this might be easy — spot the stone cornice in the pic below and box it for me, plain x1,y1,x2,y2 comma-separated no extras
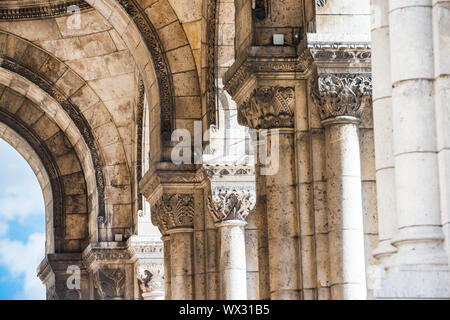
223,46,314,99
82,243,134,272
237,86,296,129
0,1,92,20
310,73,372,122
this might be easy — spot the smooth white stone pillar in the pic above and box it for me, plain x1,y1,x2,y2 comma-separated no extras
433,0,450,270
379,0,450,298
370,0,398,263
217,220,248,300
323,117,367,300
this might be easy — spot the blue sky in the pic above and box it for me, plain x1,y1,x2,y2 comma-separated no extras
0,138,46,300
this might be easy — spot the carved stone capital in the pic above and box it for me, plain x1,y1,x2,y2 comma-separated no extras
237,86,295,129
93,267,126,300
151,193,195,235
137,263,164,295
310,73,372,122
208,187,256,223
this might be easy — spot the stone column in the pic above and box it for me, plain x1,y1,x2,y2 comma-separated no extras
140,163,214,300
370,0,397,264
311,73,372,299
237,86,302,300
375,0,450,298
162,235,171,300
433,0,450,269
209,186,256,299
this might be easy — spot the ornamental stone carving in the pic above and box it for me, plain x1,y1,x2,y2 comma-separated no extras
208,187,256,223
137,264,164,294
310,73,372,121
315,0,327,8
93,268,126,300
151,193,195,234
238,86,295,129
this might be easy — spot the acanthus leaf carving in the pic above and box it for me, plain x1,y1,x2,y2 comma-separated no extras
208,187,256,223
310,73,372,121
151,193,195,234
238,86,295,129
137,263,164,294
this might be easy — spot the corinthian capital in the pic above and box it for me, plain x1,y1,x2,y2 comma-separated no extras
208,187,256,223
151,193,195,235
237,86,295,129
310,73,372,121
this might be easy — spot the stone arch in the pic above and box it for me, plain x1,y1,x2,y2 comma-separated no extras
86,0,204,152
0,32,123,240
0,86,89,253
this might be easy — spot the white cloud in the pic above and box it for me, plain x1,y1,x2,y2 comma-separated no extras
0,233,46,300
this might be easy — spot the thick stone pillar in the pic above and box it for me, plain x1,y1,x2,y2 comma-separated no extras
209,186,256,299
375,0,450,298
311,73,372,299
140,163,214,300
433,0,450,270
370,0,397,264
162,236,171,300
37,253,89,300
227,81,304,300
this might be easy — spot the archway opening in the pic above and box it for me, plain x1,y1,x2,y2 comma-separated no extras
0,137,45,300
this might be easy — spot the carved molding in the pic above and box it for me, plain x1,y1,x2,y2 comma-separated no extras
137,263,164,294
206,0,218,126
116,0,174,140
82,246,133,270
93,268,126,300
310,73,372,121
237,86,295,129
205,164,254,178
0,1,91,20
151,193,195,234
208,187,256,223
309,43,371,63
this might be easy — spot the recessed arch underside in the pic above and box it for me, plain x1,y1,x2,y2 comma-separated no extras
0,84,89,253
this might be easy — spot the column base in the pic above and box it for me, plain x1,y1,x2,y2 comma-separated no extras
373,227,450,299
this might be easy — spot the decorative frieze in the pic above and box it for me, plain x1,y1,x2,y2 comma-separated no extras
309,43,371,63
310,73,372,121
315,0,327,8
237,86,296,129
208,187,256,223
205,164,254,178
151,193,195,234
0,1,91,20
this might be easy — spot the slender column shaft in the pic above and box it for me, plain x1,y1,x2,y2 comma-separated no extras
370,0,397,262
245,212,260,300
162,236,171,300
264,129,301,300
324,118,367,300
217,220,248,300
169,228,194,299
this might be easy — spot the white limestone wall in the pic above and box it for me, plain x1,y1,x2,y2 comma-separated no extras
309,0,371,42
